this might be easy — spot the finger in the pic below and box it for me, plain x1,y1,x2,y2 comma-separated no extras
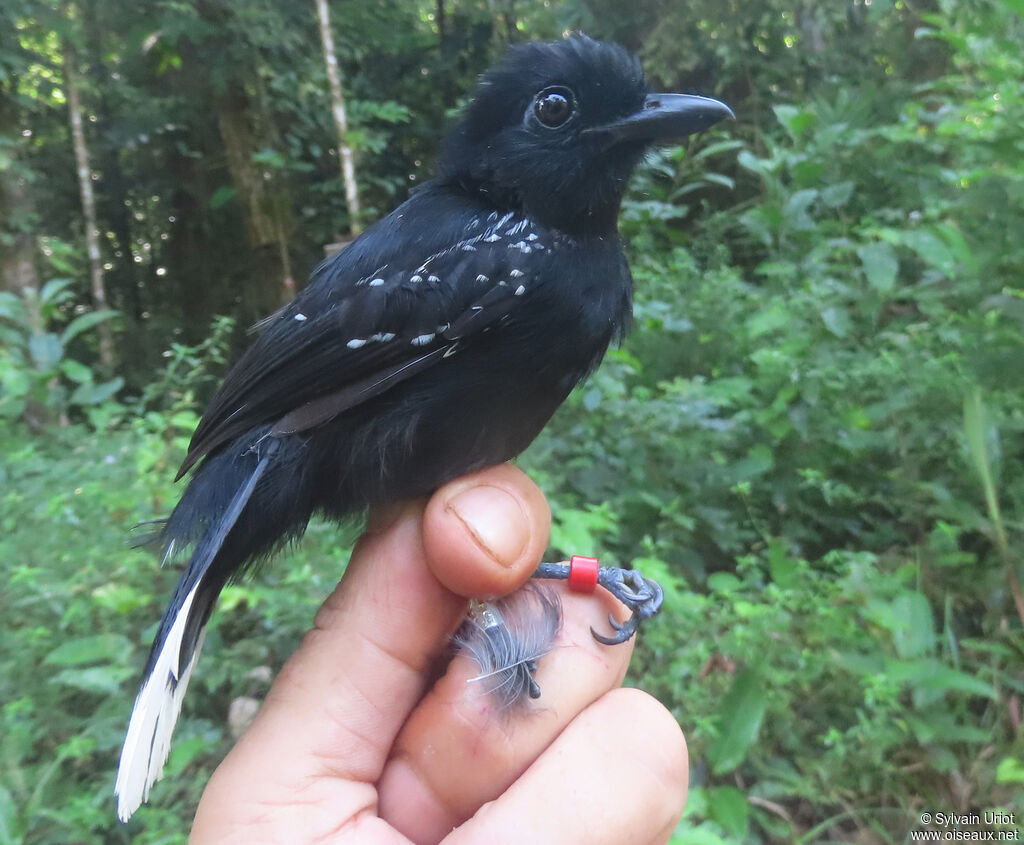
377,582,635,843
446,688,688,845
191,465,549,842
423,465,550,599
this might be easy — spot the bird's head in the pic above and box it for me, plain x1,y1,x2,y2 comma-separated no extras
438,35,733,236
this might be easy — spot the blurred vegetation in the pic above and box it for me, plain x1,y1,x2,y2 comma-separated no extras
2,0,1023,842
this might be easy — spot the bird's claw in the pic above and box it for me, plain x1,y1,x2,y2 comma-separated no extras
530,560,664,645
590,567,664,645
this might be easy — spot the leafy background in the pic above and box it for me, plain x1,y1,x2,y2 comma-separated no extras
2,0,1023,842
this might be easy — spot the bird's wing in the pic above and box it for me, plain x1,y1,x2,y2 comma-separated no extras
178,201,551,478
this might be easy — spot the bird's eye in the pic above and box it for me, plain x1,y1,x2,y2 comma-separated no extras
532,86,576,129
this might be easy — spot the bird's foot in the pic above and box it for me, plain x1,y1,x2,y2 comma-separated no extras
531,557,664,645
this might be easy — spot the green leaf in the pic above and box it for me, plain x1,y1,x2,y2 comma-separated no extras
44,633,132,667
707,572,741,594
736,149,773,176
768,540,798,589
39,278,73,306
0,783,22,845
170,409,200,430
60,358,93,384
891,592,935,659
964,389,1006,555
746,304,788,337
60,310,118,346
0,291,25,322
821,306,852,338
52,666,132,695
782,189,818,230
995,0,1024,19
708,669,767,774
919,666,997,699
549,504,616,555
857,242,899,292
820,181,854,208
165,735,210,777
210,185,237,208
702,172,735,191
669,822,734,845
693,139,745,160
887,659,997,700
69,376,123,406
732,444,773,480
905,712,990,744
28,333,63,370
91,583,149,614
996,757,1024,783
885,229,956,276
773,104,815,138
706,787,749,839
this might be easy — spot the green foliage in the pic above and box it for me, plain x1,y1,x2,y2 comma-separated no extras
0,420,349,844
529,1,1024,839
0,278,121,425
3,0,1024,842
137,314,235,415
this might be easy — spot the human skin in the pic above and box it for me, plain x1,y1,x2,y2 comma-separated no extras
189,464,689,844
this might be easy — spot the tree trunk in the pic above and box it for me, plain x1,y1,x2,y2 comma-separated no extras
215,83,292,321
82,0,142,321
62,35,114,369
0,23,38,298
0,162,40,299
314,0,362,237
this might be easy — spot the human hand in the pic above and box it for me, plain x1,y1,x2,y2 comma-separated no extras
190,464,688,844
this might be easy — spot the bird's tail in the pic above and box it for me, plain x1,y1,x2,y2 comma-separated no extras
115,435,312,822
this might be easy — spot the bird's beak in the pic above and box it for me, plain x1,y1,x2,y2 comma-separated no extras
589,93,734,145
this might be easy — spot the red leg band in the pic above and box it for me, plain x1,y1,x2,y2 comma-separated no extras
568,555,599,593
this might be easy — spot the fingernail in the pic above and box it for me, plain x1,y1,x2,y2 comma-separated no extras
447,485,528,568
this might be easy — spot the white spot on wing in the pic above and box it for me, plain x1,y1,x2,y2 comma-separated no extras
411,333,435,346
347,338,367,349
369,278,385,287
294,313,307,321
514,285,526,296
509,269,524,278
475,274,489,283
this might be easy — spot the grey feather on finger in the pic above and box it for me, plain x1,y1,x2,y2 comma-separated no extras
452,584,562,708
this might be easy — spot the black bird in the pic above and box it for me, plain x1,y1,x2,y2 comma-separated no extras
115,34,731,820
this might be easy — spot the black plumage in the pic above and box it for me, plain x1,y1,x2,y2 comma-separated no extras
115,34,731,820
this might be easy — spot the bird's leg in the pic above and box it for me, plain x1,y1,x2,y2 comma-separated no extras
532,556,665,646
